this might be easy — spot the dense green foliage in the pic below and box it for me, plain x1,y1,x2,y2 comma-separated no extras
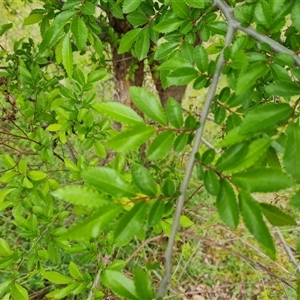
1,0,300,299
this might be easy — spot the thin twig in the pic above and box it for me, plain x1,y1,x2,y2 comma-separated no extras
126,235,163,264
275,227,300,274
156,5,236,297
65,142,77,164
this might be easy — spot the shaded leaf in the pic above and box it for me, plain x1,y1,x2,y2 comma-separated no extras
63,205,122,240
82,167,136,197
131,164,157,197
236,62,268,95
135,27,150,60
231,168,294,192
239,103,292,134
265,80,300,97
166,97,183,128
93,102,143,125
52,185,112,207
103,270,138,300
204,169,220,196
147,130,176,160
62,33,73,77
223,137,271,174
240,192,276,260
216,179,239,229
283,122,300,183
114,202,148,246
71,17,88,50
106,125,155,152
118,29,141,54
130,87,167,125
134,268,154,300
260,203,296,226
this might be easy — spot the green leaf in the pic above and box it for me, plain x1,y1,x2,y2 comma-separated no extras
172,0,190,19
80,2,95,15
217,126,253,148
114,201,148,246
154,42,178,60
118,29,141,54
135,27,150,60
40,24,64,53
254,2,271,26
11,283,28,300
63,205,122,240
46,283,77,299
0,188,14,202
0,23,13,37
41,270,72,284
166,97,184,128
55,37,63,64
131,164,157,197
173,132,188,152
265,80,300,97
239,192,276,260
148,200,165,226
0,279,11,297
184,0,206,8
82,167,136,197
69,261,83,280
106,260,126,271
71,17,88,50
52,185,113,207
87,69,107,83
23,13,44,25
260,203,296,226
93,102,143,125
27,171,47,181
92,33,103,56
180,215,194,228
62,33,73,77
236,62,268,95
166,67,198,86
130,87,167,125
217,179,239,229
147,130,176,160
0,238,13,256
134,268,154,300
223,137,271,174
2,154,16,168
123,0,142,13
204,169,220,196
154,19,185,33
283,123,300,183
239,103,292,134
194,45,209,73
231,168,294,192
46,123,62,132
209,22,227,35
106,125,155,152
292,4,300,33
215,143,248,171
127,11,148,27
103,270,138,300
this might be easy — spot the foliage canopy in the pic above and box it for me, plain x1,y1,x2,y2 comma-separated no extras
1,0,300,299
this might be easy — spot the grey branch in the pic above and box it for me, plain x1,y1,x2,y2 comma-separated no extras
216,0,300,67
156,3,236,298
275,227,300,273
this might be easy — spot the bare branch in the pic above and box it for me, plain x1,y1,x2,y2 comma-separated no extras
156,4,236,297
216,0,300,67
275,227,300,274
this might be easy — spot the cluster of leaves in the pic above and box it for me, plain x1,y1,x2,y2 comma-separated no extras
1,0,300,299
